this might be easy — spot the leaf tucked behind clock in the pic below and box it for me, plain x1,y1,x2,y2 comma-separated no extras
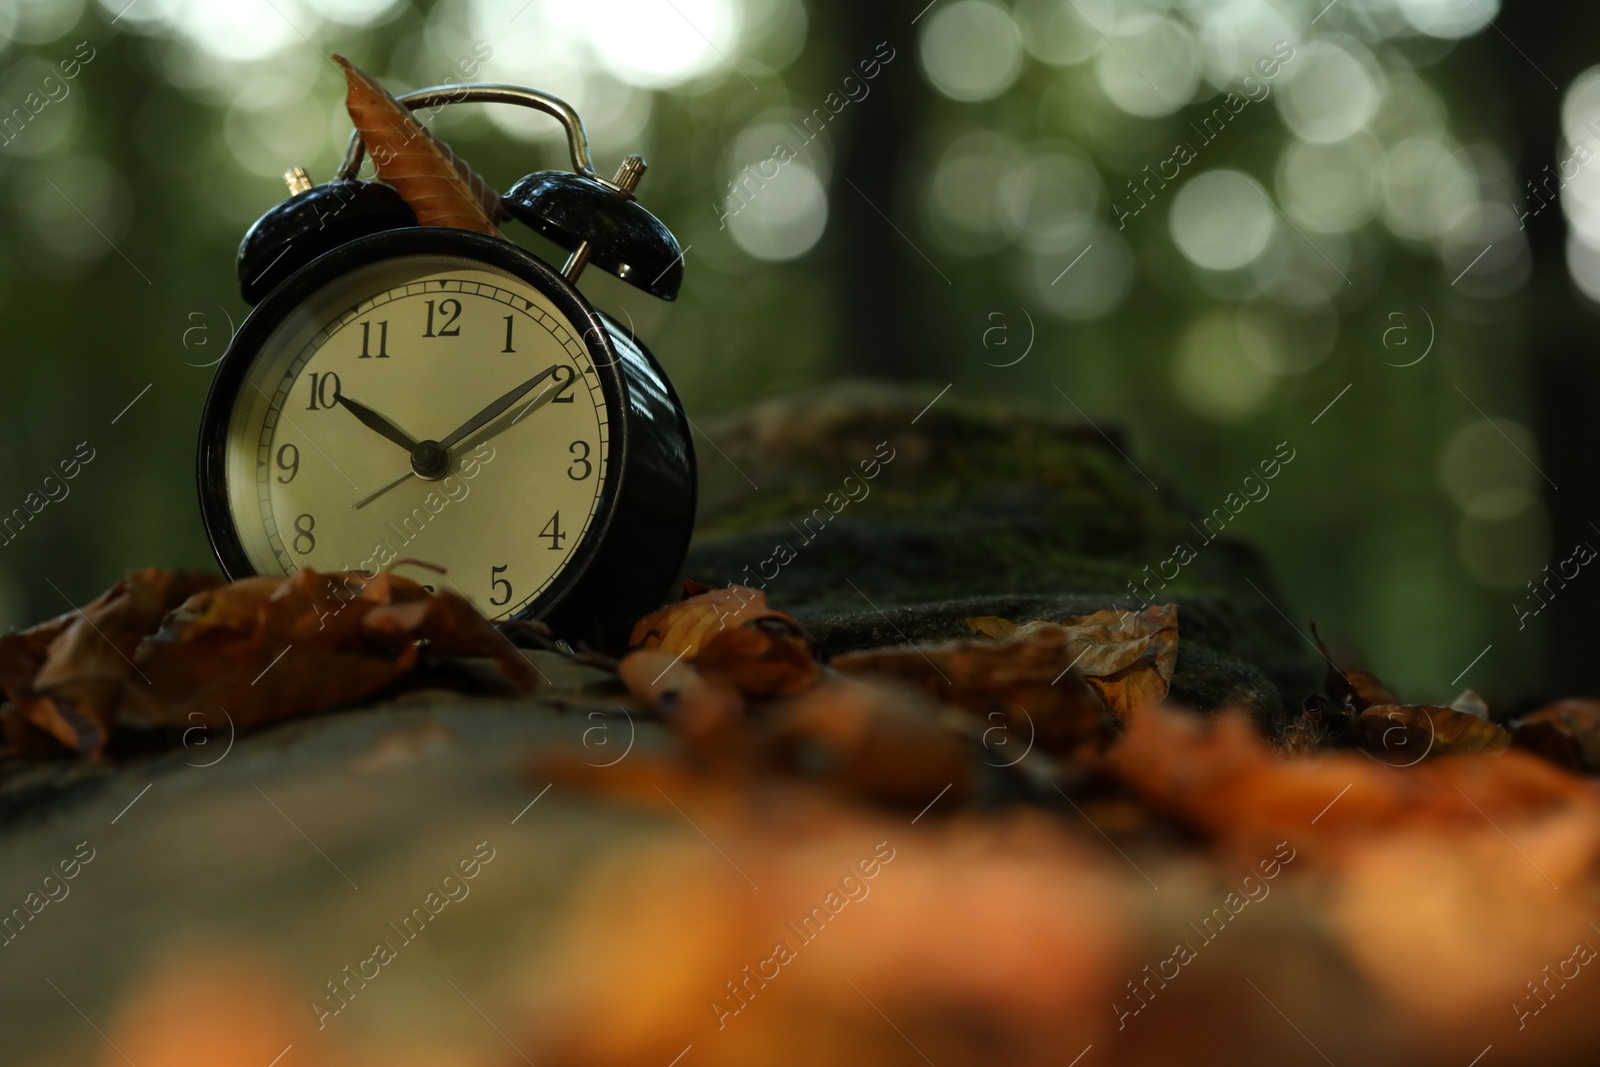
335,54,504,233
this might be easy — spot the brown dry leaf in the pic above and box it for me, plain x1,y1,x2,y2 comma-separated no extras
956,603,1178,720
1105,705,1598,867
335,54,503,233
626,583,818,705
1353,704,1511,760
761,678,972,805
123,567,535,735
629,584,797,658
617,648,742,744
1058,603,1178,718
1512,699,1600,773
0,568,220,755
963,615,1019,640
832,627,1112,757
695,616,818,699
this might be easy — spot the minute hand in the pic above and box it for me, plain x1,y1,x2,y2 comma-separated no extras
438,365,560,449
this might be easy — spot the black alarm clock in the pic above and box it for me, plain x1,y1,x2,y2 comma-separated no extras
197,83,695,651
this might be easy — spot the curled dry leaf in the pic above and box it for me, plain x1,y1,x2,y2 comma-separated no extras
833,625,1112,756
336,54,503,233
626,583,818,702
124,567,536,735
761,678,972,805
0,568,220,756
0,566,534,759
1057,603,1178,718
1353,704,1511,760
953,603,1177,721
1511,699,1600,774
630,584,795,658
617,648,742,745
1106,705,1594,865
694,617,817,699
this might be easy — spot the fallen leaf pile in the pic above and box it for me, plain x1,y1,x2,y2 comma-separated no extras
15,576,1600,1067
516,586,1600,1066
0,565,535,759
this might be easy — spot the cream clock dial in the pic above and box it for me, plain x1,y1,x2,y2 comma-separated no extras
201,228,695,649
223,260,608,619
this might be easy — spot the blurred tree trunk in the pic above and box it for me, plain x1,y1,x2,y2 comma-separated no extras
1500,5,1600,697
823,0,936,379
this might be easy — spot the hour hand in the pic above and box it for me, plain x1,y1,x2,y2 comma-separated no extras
335,393,419,452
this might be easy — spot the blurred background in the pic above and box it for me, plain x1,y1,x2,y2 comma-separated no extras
0,0,1595,702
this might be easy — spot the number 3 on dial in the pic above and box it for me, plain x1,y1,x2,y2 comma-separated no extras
568,440,592,480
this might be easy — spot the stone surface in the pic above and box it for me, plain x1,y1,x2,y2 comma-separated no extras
686,380,1315,727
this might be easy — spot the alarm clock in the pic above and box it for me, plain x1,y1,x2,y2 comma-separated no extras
196,83,696,651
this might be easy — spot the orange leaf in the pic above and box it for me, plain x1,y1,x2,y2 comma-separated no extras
335,54,502,233
1512,699,1600,773
1058,603,1178,718
617,648,742,744
1353,704,1511,761
832,626,1112,756
124,567,535,735
761,678,972,805
629,584,793,658
695,616,818,699
950,603,1178,721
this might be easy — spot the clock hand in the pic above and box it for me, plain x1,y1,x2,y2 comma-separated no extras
350,469,416,509
335,393,419,452
438,365,560,450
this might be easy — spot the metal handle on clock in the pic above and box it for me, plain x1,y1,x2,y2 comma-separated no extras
333,83,604,185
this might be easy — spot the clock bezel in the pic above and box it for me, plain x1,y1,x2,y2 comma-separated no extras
197,226,636,628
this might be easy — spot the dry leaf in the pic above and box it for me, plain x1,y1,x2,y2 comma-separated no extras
954,603,1178,720
832,627,1112,756
124,567,535,735
1105,704,1592,863
1058,603,1178,718
1512,699,1600,773
761,678,972,805
617,648,742,744
0,568,220,755
0,566,534,759
695,616,818,699
99,945,333,1067
629,584,797,658
963,615,1019,640
1353,704,1511,761
523,810,1128,1067
336,54,503,233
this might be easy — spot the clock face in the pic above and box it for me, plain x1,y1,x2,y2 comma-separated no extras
212,248,614,620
